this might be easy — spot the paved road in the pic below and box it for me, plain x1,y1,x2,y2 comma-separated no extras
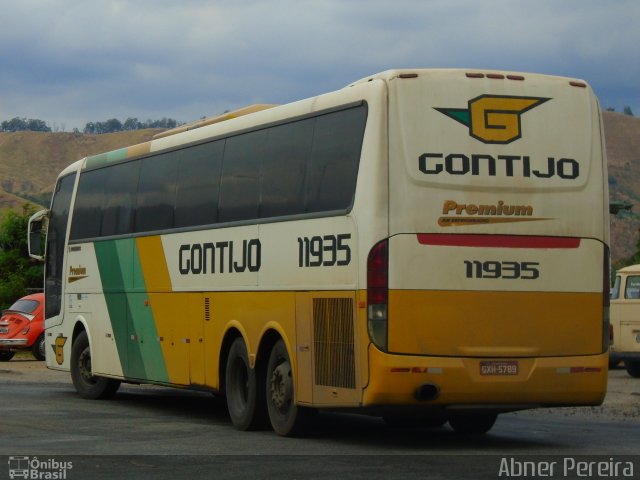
1,359,639,479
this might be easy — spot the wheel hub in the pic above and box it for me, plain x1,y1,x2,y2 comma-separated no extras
78,348,96,384
270,361,292,412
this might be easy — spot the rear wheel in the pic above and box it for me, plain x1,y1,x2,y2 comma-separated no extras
71,331,120,399
266,339,314,436
448,413,497,435
225,337,267,430
624,360,640,378
32,333,46,361
0,351,15,361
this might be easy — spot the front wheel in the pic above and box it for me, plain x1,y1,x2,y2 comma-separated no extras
449,413,497,435
70,331,120,399
266,339,314,436
32,333,46,361
0,351,15,361
625,360,640,378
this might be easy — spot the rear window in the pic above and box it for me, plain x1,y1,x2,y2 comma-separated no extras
8,299,40,314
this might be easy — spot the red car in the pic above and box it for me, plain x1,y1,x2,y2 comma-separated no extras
0,293,45,361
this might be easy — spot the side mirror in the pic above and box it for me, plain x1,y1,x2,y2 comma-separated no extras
28,209,49,261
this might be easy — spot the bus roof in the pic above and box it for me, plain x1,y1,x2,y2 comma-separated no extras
348,68,589,87
152,104,278,140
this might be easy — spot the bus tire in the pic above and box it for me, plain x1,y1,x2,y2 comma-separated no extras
71,331,120,399
225,337,267,430
266,339,314,436
32,333,46,361
624,360,640,378
448,413,497,435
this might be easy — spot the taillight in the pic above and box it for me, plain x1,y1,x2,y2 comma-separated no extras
603,246,611,353
367,239,388,351
609,323,613,344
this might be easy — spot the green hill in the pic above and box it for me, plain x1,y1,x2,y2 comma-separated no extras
0,129,162,208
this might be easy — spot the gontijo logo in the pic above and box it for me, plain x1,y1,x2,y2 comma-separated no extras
420,94,580,181
435,95,550,144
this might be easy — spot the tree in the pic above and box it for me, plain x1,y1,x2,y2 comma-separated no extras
27,119,50,132
0,205,43,309
623,106,634,117
83,117,181,134
123,117,141,131
1,117,51,132
103,118,123,133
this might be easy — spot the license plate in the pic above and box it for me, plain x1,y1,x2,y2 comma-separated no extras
480,360,519,376
0,328,8,334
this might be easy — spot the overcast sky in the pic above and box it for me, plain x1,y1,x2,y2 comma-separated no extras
1,0,638,131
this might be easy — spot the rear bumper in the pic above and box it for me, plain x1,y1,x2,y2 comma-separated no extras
363,345,608,409
0,339,29,347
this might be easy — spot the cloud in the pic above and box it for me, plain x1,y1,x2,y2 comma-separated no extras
0,0,638,129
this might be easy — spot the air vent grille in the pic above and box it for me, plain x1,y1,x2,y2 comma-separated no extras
313,298,355,389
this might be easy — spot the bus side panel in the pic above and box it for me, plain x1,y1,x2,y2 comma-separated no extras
294,291,361,407
63,242,125,378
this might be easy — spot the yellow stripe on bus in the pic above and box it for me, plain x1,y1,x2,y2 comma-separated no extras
136,236,172,292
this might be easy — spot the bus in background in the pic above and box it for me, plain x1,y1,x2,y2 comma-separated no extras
28,69,609,436
610,264,640,377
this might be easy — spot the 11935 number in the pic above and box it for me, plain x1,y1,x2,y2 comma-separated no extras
298,234,351,267
464,260,539,279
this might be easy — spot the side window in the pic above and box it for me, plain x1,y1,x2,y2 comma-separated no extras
69,103,368,239
70,169,107,240
306,105,367,213
45,174,76,318
175,141,224,228
611,275,621,300
135,152,178,233
100,161,140,237
260,119,314,217
624,275,640,299
218,130,267,223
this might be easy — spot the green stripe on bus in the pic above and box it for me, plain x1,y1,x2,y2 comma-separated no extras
129,242,169,382
94,239,169,383
94,240,131,377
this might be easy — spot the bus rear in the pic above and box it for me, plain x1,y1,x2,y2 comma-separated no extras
363,70,609,430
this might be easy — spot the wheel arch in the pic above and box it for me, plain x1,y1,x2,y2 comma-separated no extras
218,326,245,395
71,317,89,345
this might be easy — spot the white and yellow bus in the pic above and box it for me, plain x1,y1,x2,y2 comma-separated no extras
29,69,610,436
